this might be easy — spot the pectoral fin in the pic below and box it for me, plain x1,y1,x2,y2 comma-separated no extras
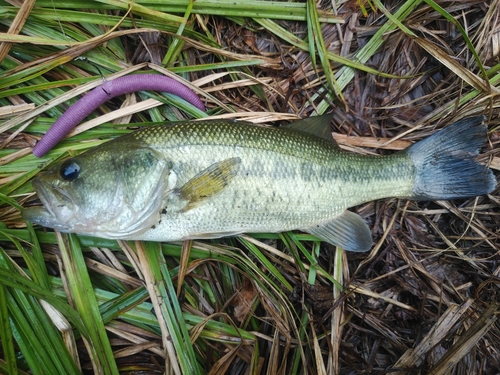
303,211,372,252
179,157,241,212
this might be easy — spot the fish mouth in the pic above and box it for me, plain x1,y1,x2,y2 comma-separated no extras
22,177,76,231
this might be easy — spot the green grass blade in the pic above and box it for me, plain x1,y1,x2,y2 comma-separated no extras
280,232,342,289
316,0,424,113
98,286,150,323
423,0,488,81
307,0,343,100
0,249,81,375
254,17,399,78
31,0,342,22
159,259,202,373
138,241,202,375
57,233,119,375
162,1,195,66
0,280,18,375
373,0,416,37
237,237,293,291
94,0,186,24
306,0,317,72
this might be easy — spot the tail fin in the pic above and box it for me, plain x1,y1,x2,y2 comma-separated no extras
407,116,497,200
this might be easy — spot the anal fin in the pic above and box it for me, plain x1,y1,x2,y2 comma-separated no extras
303,210,372,252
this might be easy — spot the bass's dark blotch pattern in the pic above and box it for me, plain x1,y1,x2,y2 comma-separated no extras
24,116,496,252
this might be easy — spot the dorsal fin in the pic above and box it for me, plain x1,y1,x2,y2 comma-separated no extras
285,114,337,143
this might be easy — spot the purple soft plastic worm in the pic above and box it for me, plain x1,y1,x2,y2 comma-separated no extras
33,74,205,157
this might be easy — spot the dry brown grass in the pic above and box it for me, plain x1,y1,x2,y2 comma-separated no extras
1,0,499,374
181,2,500,373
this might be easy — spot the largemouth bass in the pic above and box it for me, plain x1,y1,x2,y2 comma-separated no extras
23,115,496,252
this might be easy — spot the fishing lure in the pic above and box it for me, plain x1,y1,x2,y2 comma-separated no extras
33,74,205,157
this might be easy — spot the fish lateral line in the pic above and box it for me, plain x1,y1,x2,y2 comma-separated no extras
23,116,497,252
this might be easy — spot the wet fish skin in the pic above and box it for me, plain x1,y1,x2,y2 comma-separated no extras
23,116,497,251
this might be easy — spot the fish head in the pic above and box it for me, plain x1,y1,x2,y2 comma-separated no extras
23,143,170,238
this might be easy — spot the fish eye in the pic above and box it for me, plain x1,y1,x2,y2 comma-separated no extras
60,159,81,181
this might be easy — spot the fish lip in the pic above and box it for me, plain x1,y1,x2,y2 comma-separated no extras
31,177,77,225
31,177,57,218
22,176,76,232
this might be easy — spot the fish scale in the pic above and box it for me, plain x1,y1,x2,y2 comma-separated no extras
23,116,496,252
128,121,415,242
